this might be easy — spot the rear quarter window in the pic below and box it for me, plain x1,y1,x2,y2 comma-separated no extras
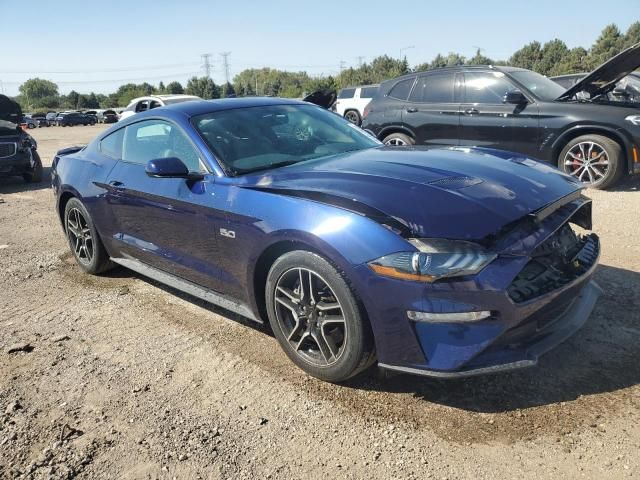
387,78,415,100
360,86,379,98
100,128,125,159
338,88,356,99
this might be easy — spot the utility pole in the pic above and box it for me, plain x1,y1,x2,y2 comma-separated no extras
220,52,231,84
356,56,364,67
201,53,212,78
339,60,346,73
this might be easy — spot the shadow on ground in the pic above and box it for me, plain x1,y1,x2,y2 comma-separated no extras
0,167,52,194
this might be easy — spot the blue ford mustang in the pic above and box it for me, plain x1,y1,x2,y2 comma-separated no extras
51,97,601,382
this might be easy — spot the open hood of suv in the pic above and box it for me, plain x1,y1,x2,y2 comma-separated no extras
557,42,640,101
0,94,22,135
302,89,337,109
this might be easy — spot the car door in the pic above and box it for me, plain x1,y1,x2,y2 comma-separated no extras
104,118,229,293
458,70,540,157
403,72,461,147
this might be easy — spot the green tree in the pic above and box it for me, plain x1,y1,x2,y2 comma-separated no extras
165,81,184,94
158,81,166,93
468,49,493,66
18,78,59,109
185,76,221,99
509,41,543,70
65,90,80,109
535,39,569,76
622,21,640,49
551,47,588,75
587,24,622,68
222,82,236,98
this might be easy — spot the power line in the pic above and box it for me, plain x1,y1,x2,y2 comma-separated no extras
201,53,212,78
220,52,231,84
0,62,201,75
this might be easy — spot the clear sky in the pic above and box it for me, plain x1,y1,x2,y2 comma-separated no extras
0,0,637,96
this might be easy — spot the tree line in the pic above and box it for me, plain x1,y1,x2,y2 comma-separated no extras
13,22,639,112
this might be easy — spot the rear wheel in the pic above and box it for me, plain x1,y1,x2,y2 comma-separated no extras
265,251,375,382
558,134,624,189
23,151,43,183
383,132,414,146
64,198,113,274
344,110,361,126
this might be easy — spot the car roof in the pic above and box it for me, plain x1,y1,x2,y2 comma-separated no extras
385,65,530,83
160,96,308,117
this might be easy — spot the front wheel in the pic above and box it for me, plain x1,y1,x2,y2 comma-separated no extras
23,151,43,183
558,134,624,189
383,132,414,146
265,251,375,382
64,198,113,274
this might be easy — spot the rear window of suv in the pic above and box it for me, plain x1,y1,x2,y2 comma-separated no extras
338,88,356,99
409,73,455,103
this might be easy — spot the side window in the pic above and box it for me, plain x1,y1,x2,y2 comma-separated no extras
150,100,162,109
121,120,205,172
464,71,516,104
100,128,125,159
387,78,415,100
408,73,455,103
135,101,149,113
360,86,379,98
338,88,356,99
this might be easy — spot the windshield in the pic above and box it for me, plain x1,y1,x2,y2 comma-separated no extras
510,70,566,101
193,104,381,175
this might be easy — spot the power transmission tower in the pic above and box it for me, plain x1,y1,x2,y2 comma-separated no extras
356,56,364,67
201,53,212,78
220,52,231,84
339,60,346,73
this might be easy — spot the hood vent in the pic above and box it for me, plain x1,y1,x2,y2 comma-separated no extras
428,176,483,190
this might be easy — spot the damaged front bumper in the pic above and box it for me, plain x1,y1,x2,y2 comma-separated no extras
354,195,603,378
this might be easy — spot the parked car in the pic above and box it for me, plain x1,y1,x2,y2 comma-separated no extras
97,109,118,124
47,112,61,125
55,112,95,127
118,94,201,121
0,95,43,183
362,43,640,189
552,72,640,104
335,85,379,125
36,117,50,127
83,110,98,124
20,116,37,129
52,97,600,382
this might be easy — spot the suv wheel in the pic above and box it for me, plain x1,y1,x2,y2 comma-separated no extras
265,251,375,382
559,134,623,189
383,132,414,146
344,110,361,125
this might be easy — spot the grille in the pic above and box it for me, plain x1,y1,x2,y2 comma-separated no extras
0,143,17,158
507,223,599,303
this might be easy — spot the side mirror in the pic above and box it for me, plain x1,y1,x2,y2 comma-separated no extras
503,90,528,105
145,157,203,180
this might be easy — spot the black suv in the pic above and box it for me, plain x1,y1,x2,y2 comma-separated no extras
363,43,640,189
0,95,43,183
55,112,96,127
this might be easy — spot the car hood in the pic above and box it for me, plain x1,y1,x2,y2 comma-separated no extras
240,146,583,241
557,42,640,101
302,89,337,109
0,94,22,135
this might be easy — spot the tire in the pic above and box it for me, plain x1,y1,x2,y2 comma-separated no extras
382,132,414,146
344,110,361,126
28,123,35,129
64,198,113,275
558,134,624,190
265,250,375,383
23,151,43,183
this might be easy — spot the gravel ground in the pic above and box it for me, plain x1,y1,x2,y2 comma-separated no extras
1,125,639,479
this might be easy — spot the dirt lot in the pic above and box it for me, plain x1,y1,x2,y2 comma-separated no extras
1,125,639,479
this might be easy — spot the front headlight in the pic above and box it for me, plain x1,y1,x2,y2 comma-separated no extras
368,238,496,282
625,115,640,126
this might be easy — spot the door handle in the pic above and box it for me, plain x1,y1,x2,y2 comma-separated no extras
108,180,125,189
464,108,479,115
406,107,418,113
